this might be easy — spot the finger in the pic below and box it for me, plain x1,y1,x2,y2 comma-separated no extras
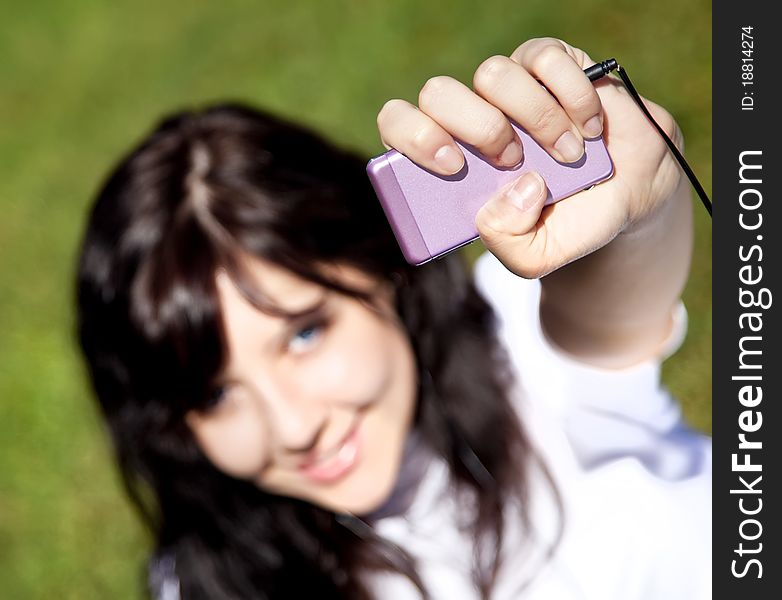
377,98,465,175
511,41,604,139
479,181,625,279
475,171,547,269
418,75,522,168
509,37,596,73
473,55,585,164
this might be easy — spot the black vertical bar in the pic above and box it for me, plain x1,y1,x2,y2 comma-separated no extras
713,2,779,598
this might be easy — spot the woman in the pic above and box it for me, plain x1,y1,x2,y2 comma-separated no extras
76,38,711,598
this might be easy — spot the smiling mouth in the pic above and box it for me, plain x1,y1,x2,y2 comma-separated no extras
298,418,362,484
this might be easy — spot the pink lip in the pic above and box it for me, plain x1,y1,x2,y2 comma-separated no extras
298,421,362,484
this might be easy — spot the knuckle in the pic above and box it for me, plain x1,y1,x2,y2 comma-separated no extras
569,88,598,114
659,112,684,153
531,101,563,132
671,121,685,152
645,99,677,136
660,111,678,139
512,37,554,59
646,101,683,149
475,112,508,148
518,264,547,279
536,36,564,47
418,76,450,110
513,249,550,279
535,44,564,73
473,55,510,94
377,99,404,127
409,124,440,153
475,205,507,240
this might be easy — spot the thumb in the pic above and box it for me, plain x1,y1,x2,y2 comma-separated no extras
475,171,547,273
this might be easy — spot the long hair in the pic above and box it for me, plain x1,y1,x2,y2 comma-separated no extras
75,103,557,598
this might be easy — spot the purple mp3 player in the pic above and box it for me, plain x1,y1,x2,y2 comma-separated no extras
367,121,614,265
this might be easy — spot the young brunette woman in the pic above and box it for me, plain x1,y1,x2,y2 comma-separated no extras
76,38,711,599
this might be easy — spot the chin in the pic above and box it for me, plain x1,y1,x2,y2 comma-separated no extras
311,439,405,516
336,475,397,515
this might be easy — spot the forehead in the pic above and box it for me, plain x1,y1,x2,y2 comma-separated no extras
216,258,321,314
214,256,383,316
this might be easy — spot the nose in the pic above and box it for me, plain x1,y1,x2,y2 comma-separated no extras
253,374,327,454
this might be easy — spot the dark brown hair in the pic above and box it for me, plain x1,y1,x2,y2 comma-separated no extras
75,103,558,598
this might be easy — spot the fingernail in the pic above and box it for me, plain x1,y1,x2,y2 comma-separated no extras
583,115,603,138
497,139,523,167
434,145,464,174
554,131,584,163
507,171,544,211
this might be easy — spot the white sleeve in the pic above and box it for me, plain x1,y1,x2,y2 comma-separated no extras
472,251,711,481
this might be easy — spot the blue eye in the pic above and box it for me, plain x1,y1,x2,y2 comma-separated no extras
288,322,324,353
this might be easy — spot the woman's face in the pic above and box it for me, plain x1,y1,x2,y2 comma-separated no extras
185,257,417,515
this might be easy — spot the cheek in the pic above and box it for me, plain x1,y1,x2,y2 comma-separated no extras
190,406,268,479
299,313,397,403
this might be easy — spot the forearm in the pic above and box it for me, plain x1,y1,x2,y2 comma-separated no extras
539,175,694,368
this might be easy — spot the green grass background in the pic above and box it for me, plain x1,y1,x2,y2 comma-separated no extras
0,0,711,597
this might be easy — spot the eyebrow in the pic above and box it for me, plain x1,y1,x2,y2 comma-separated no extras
277,293,329,321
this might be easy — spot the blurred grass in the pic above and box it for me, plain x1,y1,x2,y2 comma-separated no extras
0,0,710,597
